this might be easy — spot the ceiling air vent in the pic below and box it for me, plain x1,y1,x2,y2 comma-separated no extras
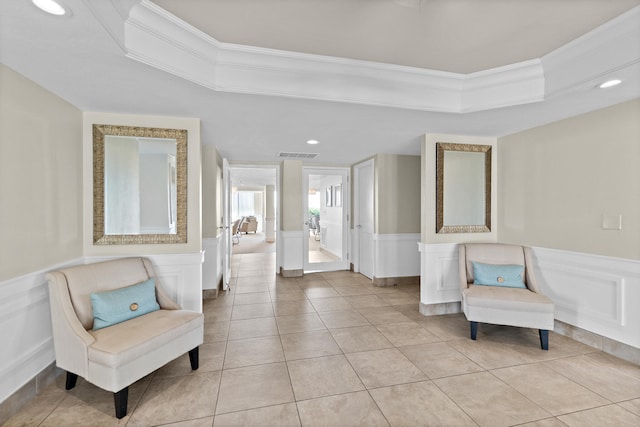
278,152,319,159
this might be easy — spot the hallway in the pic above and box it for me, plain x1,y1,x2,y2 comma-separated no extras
6,253,640,426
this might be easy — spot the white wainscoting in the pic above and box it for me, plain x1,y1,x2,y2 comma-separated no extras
0,257,83,404
531,247,640,349
419,243,461,305
0,252,205,405
373,233,421,278
280,230,304,272
320,220,342,258
202,236,222,290
418,243,640,350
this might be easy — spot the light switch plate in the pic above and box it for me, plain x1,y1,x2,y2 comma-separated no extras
601,214,622,230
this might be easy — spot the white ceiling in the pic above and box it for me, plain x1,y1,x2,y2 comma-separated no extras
1,0,639,168
155,0,640,73
231,166,277,188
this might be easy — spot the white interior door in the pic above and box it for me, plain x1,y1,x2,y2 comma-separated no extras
222,158,232,290
355,160,374,279
303,168,350,273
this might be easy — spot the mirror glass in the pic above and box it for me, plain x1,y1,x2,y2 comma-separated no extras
93,124,188,244
436,142,491,233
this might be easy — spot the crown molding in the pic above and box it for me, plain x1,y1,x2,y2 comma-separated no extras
542,6,640,99
461,59,544,112
93,0,639,114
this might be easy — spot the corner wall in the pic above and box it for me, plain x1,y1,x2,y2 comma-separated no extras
0,64,83,414
374,154,421,281
376,154,421,234
280,159,303,275
0,64,83,281
351,154,422,281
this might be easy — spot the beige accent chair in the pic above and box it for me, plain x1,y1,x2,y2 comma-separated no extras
240,216,258,234
459,243,554,350
46,257,204,418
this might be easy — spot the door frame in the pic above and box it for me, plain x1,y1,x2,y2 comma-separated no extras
302,167,350,273
222,158,231,290
225,163,280,266
353,159,374,278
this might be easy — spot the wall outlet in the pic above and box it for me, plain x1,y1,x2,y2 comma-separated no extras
601,214,622,230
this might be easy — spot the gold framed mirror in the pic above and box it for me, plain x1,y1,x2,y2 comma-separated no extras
93,124,188,244
436,142,491,233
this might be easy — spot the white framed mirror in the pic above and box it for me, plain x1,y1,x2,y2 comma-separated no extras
93,124,188,244
436,142,492,233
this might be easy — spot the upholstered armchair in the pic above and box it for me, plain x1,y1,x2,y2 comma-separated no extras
240,216,258,233
458,243,554,350
46,257,204,418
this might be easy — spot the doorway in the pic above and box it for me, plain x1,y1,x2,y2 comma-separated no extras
303,167,350,272
228,166,278,257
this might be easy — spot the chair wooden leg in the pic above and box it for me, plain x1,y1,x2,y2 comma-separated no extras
539,329,549,350
470,321,478,340
189,347,199,370
65,372,78,390
114,387,128,419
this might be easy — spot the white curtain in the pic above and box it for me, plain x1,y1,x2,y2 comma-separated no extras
232,191,264,231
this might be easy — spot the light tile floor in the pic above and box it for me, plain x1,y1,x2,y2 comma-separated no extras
6,252,640,426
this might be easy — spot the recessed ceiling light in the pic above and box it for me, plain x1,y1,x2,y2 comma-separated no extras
306,140,319,145
598,79,622,89
32,0,67,16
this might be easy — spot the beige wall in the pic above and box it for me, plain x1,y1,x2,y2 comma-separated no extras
376,154,421,234
421,134,498,243
0,64,83,281
498,99,640,260
280,159,303,231
83,112,202,255
202,144,223,237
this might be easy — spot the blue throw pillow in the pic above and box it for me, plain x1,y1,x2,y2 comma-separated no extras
91,278,160,330
472,262,526,289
